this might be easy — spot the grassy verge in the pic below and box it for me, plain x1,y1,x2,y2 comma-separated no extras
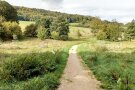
78,43,135,90
0,48,69,90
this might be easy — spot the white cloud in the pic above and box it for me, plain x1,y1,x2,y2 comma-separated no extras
5,0,135,23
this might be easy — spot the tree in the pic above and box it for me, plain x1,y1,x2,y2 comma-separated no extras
37,25,47,40
24,24,38,37
0,1,17,21
96,21,122,41
2,22,22,40
97,30,107,40
51,17,69,40
105,23,122,41
51,31,59,40
90,18,103,35
36,17,52,38
126,20,135,41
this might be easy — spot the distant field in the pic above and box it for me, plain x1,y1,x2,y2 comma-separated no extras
19,21,35,32
69,26,92,39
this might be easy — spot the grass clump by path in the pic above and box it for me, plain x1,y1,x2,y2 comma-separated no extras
78,43,135,90
0,48,69,90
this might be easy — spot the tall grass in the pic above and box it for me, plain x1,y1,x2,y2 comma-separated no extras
0,48,69,90
78,44,135,90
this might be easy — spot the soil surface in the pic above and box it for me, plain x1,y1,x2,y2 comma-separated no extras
57,45,101,90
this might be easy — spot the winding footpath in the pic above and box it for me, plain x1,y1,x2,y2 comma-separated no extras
58,45,101,90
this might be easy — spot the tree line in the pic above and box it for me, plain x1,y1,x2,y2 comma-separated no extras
0,1,69,41
0,0,135,42
15,6,93,23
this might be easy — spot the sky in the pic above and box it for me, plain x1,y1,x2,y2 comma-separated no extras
5,0,135,23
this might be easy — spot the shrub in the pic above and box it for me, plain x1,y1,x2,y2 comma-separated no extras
97,30,107,40
2,22,22,40
0,51,64,81
36,17,52,38
0,16,6,23
24,24,37,37
0,53,44,81
37,25,47,40
59,35,68,41
51,17,69,40
51,31,59,40
77,30,82,39
0,48,69,90
0,24,5,40
43,73,59,90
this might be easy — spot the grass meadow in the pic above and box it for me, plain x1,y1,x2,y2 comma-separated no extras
78,39,135,90
0,21,91,90
1,21,135,90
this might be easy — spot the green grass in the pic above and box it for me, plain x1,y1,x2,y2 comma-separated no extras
78,41,135,90
0,22,93,90
0,48,69,90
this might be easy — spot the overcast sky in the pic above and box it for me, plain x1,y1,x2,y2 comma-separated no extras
5,0,135,23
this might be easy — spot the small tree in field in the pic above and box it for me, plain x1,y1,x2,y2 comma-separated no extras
96,22,122,41
2,22,22,40
36,17,52,38
97,30,107,40
126,20,135,41
51,17,69,40
37,25,47,40
24,24,37,37
51,31,59,40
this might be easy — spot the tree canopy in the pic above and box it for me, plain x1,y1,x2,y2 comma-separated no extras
0,1,17,21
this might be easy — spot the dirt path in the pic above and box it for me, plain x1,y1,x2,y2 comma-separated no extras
57,45,101,90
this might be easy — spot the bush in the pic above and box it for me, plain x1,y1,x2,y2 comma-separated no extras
0,51,64,81
51,31,59,40
59,35,68,41
0,24,4,40
0,48,69,90
24,24,37,37
0,53,44,81
37,25,47,40
51,17,69,40
1,22,22,40
77,30,82,39
97,30,107,40
0,16,6,23
36,17,52,39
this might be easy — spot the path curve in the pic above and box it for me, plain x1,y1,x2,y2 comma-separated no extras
57,45,101,90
